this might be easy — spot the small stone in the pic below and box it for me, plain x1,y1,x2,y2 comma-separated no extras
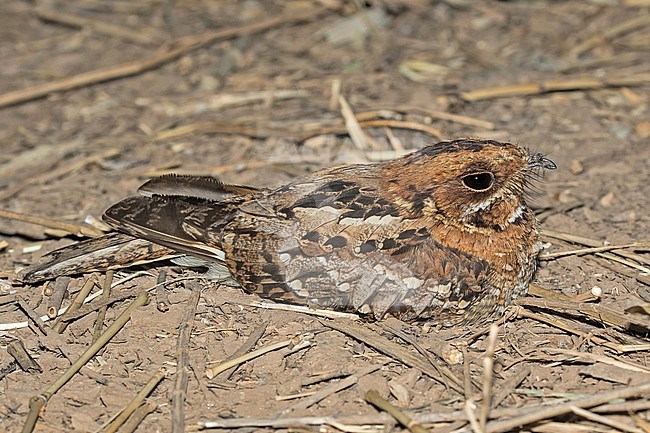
635,121,650,139
569,159,584,175
599,192,615,207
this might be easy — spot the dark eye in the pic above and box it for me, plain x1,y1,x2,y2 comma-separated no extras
461,172,494,191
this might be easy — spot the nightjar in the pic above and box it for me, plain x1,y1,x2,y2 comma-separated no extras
24,139,556,326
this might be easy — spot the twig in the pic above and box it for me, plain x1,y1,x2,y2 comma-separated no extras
491,366,530,409
118,402,158,433
102,368,166,433
462,344,473,401
353,119,444,140
0,360,17,382
480,325,499,431
7,340,42,373
0,7,328,109
35,7,164,45
515,297,650,334
464,399,482,433
329,78,341,111
0,272,160,332
0,148,120,202
16,297,48,335
52,277,96,334
47,277,70,319
542,229,650,267
321,319,463,393
542,348,650,374
171,281,201,433
285,364,379,413
540,242,645,260
275,390,317,401
196,414,393,430
152,89,309,117
398,106,495,129
380,322,465,392
92,270,113,343
480,382,650,433
242,300,359,319
219,321,268,380
339,95,372,150
569,15,650,57
21,291,149,433
459,74,650,102
517,308,650,353
193,389,650,431
365,389,428,433
155,269,169,312
298,119,444,143
570,405,642,433
205,338,293,379
0,208,104,238
61,274,193,322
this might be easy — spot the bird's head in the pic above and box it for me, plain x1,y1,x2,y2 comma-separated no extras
382,139,556,232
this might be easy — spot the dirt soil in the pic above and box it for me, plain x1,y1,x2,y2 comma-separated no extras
1,1,649,432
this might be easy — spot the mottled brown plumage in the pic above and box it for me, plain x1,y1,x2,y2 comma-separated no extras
25,139,556,325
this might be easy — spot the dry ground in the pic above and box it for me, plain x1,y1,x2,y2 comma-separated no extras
0,1,649,432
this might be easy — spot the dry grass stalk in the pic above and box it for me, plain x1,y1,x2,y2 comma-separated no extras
569,405,642,433
516,298,650,335
47,277,70,319
517,308,650,353
117,402,158,433
21,292,150,433
480,325,500,431
329,79,341,111
462,343,473,400
155,270,169,312
399,106,496,129
243,300,360,319
380,322,465,390
171,281,201,433
16,296,48,335
285,364,379,414
354,119,444,140
0,7,328,108
459,73,650,102
540,242,646,260
542,348,650,374
339,95,372,150
60,275,195,323
491,366,531,409
298,119,444,143
275,390,317,401
218,321,268,380
196,414,392,431
100,368,165,433
365,389,429,433
542,229,650,267
194,389,650,432
322,319,464,394
569,15,650,57
35,7,165,45
206,337,292,379
52,277,96,334
476,382,650,433
92,270,113,343
0,208,104,238
7,339,41,373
